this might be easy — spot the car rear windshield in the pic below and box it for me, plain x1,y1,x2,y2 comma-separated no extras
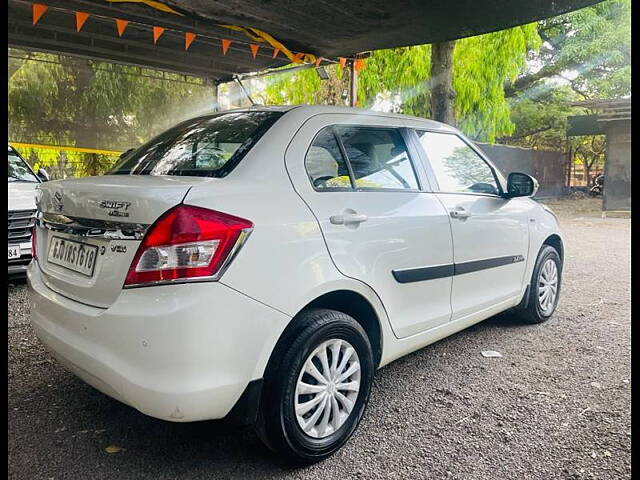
107,111,283,177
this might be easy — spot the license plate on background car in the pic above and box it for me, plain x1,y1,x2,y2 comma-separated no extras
47,236,99,277
8,245,21,259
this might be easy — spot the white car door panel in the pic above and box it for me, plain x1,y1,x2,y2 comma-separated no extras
285,114,454,338
411,129,529,320
436,194,529,318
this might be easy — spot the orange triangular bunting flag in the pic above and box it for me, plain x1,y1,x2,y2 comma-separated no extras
115,19,129,37
249,44,259,59
153,26,165,44
294,52,304,63
221,39,232,55
32,3,48,25
355,58,366,72
315,57,323,67
339,57,347,69
272,48,280,59
75,12,89,32
185,32,196,50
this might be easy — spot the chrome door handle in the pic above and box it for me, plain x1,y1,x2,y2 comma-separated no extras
330,213,368,225
450,208,471,220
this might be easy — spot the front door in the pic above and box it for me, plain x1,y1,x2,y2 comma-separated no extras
412,129,529,320
285,114,454,338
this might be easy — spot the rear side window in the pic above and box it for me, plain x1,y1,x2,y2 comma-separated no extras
305,128,353,189
108,111,283,178
415,131,500,195
305,126,419,191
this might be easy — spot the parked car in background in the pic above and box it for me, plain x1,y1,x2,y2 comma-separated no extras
8,145,48,276
27,106,564,463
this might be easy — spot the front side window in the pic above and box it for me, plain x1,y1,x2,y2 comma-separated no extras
8,147,38,183
415,131,499,195
108,111,283,177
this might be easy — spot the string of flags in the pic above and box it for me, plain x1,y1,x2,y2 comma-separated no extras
30,2,365,71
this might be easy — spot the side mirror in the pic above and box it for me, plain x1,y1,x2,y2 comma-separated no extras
37,168,50,182
504,172,538,198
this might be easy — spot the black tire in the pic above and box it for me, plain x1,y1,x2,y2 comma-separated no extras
519,245,562,324
255,308,374,464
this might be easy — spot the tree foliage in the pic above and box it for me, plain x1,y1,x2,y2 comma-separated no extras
8,0,629,184
262,25,540,143
503,0,629,185
9,50,215,177
506,0,630,99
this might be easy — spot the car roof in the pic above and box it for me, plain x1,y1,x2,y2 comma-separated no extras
217,104,457,132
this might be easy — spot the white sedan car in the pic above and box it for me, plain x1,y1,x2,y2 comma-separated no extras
28,105,563,463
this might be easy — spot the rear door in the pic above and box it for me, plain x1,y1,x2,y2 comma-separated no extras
410,129,529,320
285,114,454,338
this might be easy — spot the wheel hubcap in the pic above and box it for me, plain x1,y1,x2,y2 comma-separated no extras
538,258,559,314
294,339,361,439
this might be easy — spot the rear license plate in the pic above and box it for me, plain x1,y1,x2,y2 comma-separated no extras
8,245,21,259
47,236,99,277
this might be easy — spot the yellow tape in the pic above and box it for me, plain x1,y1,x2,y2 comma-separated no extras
245,27,317,65
10,142,122,156
107,0,183,16
220,25,264,43
218,25,316,64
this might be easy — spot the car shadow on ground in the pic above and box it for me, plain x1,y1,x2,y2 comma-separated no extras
26,375,300,476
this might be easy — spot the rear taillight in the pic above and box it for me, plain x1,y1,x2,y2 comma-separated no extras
124,205,253,287
32,225,37,259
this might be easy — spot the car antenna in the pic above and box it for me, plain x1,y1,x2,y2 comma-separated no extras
233,75,257,106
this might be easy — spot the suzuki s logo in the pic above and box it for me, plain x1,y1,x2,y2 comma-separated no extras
53,191,64,212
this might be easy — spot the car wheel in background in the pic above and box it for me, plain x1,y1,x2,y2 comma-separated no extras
519,245,562,324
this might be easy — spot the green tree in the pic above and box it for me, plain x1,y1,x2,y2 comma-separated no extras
9,49,215,177
503,0,629,186
505,0,631,99
259,66,344,105
262,25,540,143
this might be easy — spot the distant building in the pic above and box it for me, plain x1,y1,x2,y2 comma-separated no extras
567,98,631,214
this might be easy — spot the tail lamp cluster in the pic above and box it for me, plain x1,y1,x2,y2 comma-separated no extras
124,205,253,287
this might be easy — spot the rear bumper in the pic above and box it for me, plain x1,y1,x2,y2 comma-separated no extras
27,262,290,422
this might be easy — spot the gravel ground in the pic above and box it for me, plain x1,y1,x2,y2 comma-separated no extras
8,198,631,479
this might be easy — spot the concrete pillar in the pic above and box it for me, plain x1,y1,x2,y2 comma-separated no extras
603,120,631,212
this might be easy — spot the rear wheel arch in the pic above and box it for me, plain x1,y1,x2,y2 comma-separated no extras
263,290,383,384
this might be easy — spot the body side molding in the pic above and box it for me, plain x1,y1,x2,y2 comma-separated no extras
392,255,525,284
